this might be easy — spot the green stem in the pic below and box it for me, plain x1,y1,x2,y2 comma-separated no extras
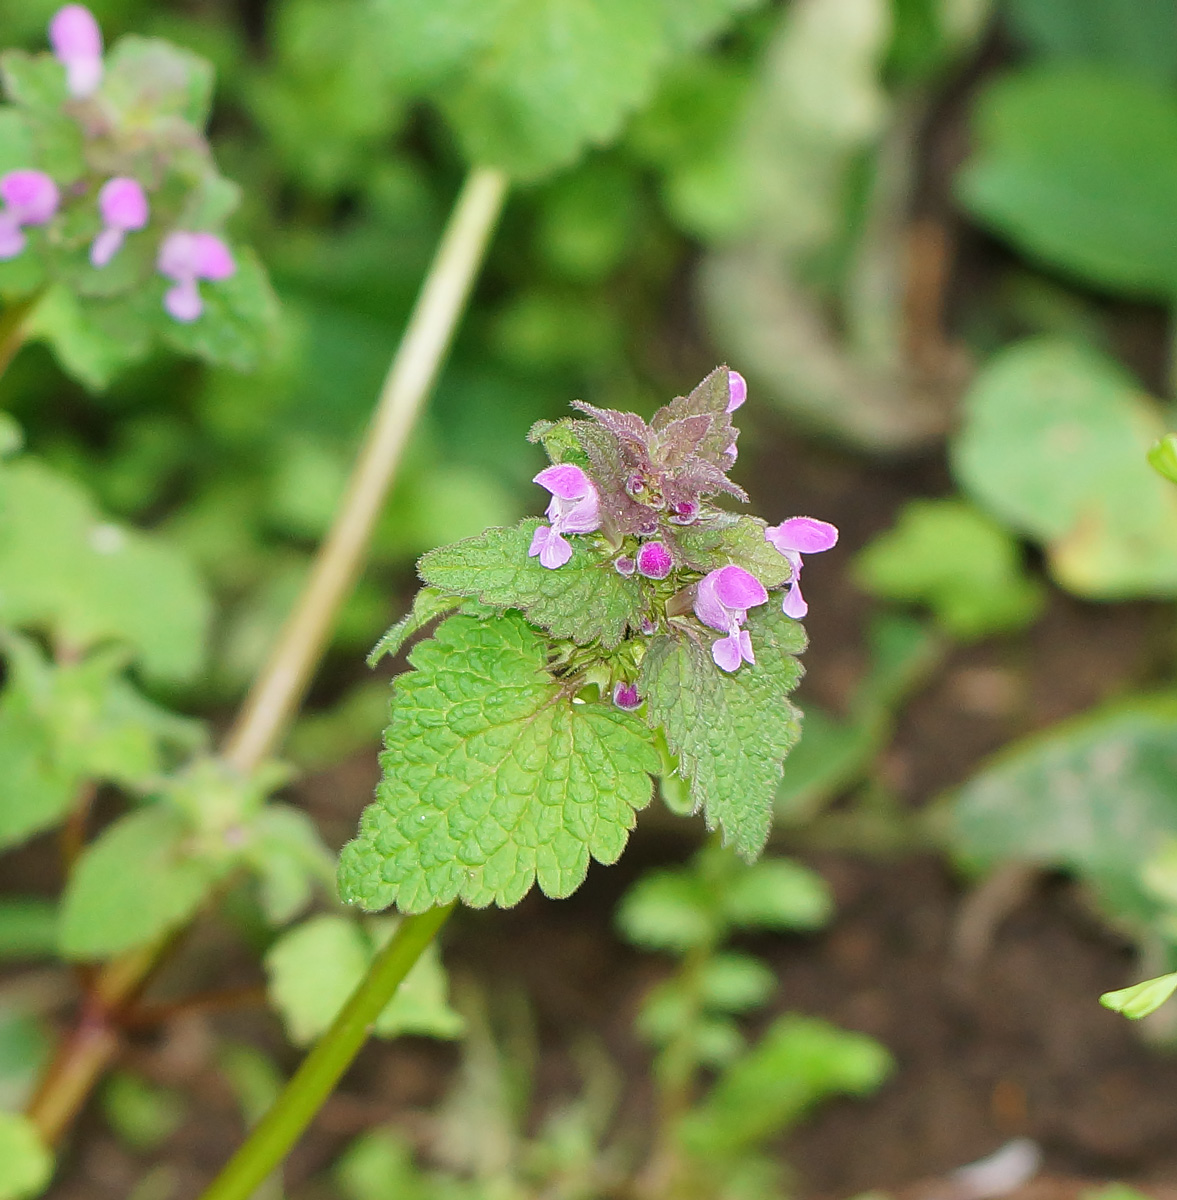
198,905,454,1200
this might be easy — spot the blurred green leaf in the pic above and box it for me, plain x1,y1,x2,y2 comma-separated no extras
1149,434,1177,485
0,456,212,680
720,858,832,931
384,0,764,179
102,35,216,126
240,804,333,926
946,693,1177,926
0,1113,51,1200
854,498,1045,639
698,953,775,1013
102,1071,186,1151
264,914,464,1046
958,66,1177,298
953,339,1177,598
0,1010,50,1110
1100,972,1177,1020
616,872,718,953
678,1014,891,1158
1006,0,1177,83
59,805,227,960
0,900,57,961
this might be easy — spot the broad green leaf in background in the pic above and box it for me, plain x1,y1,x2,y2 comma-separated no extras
383,0,768,180
957,66,1177,298
59,805,228,960
0,1113,52,1200
677,1014,892,1159
339,612,658,912
640,605,805,859
853,498,1045,639
418,521,643,650
240,804,335,926
0,457,212,680
945,694,1177,927
1005,0,1177,84
720,857,832,931
264,914,464,1045
616,872,718,953
952,339,1177,598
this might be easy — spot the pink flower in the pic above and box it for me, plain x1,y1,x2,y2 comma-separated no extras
727,369,747,413
157,231,235,322
527,464,601,570
613,682,642,710
0,170,59,259
614,555,636,576
764,517,838,618
49,5,103,97
91,177,148,267
693,564,768,672
636,541,672,579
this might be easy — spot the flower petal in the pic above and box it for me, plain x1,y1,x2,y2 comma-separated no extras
538,529,572,569
726,369,747,413
534,463,592,500
782,582,807,619
766,517,839,555
712,633,743,672
713,564,767,611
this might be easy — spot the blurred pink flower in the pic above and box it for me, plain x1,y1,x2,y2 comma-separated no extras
49,5,103,97
157,231,235,322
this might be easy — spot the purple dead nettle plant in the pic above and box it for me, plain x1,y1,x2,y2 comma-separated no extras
527,369,838,687
0,6,240,322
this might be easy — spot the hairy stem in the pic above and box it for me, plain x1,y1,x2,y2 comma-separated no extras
222,165,509,774
23,164,508,1148
197,905,454,1200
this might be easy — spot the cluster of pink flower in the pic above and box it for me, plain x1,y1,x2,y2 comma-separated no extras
527,370,838,689
0,6,235,322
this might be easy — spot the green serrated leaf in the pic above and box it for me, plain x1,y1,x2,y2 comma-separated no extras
368,588,463,666
418,520,643,649
0,1112,52,1200
1100,972,1177,1020
0,456,211,681
675,515,791,587
640,605,805,859
339,611,657,912
264,914,464,1045
59,806,226,960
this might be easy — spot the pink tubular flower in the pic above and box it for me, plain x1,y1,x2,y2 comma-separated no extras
527,463,601,570
727,369,747,413
636,541,672,579
764,517,839,619
613,681,642,711
157,231,235,322
693,565,768,672
0,170,59,259
49,5,103,97
91,177,148,267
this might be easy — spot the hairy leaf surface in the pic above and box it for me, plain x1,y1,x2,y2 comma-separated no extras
641,606,805,858
339,611,658,912
418,520,642,648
